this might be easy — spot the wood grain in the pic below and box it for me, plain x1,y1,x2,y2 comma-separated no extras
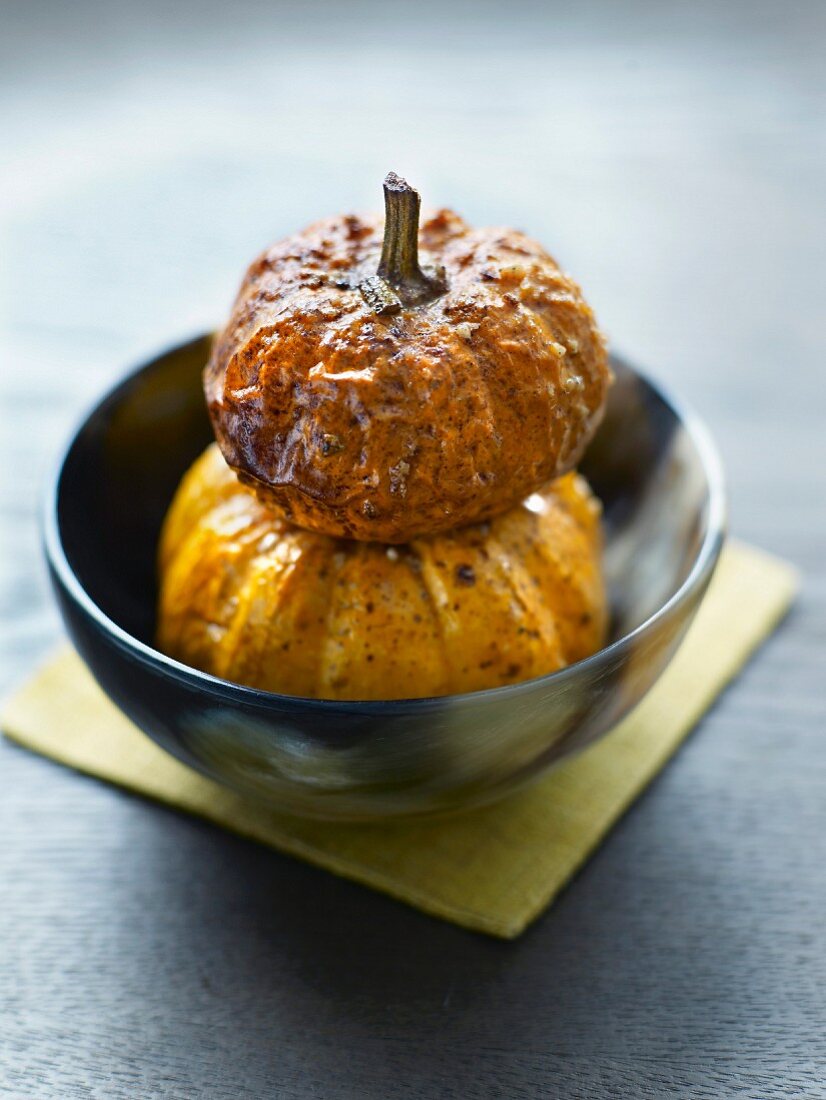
2,1,825,1095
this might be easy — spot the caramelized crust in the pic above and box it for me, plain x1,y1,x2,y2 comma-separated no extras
157,445,607,700
205,209,611,542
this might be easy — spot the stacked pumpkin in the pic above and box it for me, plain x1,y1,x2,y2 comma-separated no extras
158,175,612,699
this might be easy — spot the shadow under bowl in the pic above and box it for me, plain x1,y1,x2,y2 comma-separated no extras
45,334,725,820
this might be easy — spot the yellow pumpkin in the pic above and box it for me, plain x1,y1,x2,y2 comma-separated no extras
157,445,607,700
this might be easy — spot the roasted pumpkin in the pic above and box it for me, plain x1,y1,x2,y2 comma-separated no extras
157,444,607,700
205,173,611,543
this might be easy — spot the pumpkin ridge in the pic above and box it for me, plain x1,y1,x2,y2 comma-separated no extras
411,539,454,690
316,541,351,695
483,527,564,673
521,479,605,665
213,530,296,685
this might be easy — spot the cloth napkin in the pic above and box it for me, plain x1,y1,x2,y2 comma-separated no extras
2,541,796,938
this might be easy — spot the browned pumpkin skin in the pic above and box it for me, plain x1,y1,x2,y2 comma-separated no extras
204,207,611,543
157,445,607,700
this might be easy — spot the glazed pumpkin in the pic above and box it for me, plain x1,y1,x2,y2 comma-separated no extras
205,173,611,543
157,445,607,700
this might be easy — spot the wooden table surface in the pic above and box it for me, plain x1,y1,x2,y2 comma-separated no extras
2,1,825,1095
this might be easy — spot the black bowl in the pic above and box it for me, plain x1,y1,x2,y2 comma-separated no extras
45,335,725,819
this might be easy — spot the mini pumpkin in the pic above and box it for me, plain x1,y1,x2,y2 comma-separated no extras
158,445,607,700
205,173,611,543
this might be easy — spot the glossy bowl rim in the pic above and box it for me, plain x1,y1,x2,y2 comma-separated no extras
44,332,727,714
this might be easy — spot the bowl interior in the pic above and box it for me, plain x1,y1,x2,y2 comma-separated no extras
54,336,718,678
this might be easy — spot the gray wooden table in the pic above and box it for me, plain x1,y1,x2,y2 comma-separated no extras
2,1,825,1095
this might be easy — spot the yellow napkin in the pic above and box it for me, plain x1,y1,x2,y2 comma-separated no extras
2,542,796,938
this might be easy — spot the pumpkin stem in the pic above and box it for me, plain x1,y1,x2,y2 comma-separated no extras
374,172,446,308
